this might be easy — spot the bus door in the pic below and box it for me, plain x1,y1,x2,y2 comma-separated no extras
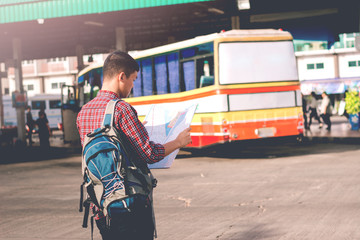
61,85,80,143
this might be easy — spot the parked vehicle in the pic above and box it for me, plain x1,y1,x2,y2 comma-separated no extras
67,29,303,148
2,94,62,130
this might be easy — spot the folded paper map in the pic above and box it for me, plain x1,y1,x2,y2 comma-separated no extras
144,104,197,169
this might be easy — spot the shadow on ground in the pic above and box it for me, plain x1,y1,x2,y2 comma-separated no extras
2,136,360,164
180,137,360,159
0,145,81,164
217,223,281,240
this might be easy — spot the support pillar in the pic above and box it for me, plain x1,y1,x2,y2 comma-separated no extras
13,38,26,142
0,63,5,128
76,44,85,72
40,76,45,93
333,54,339,78
231,16,240,29
116,27,126,51
355,4,360,51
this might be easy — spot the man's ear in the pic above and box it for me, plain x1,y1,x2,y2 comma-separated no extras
118,72,125,82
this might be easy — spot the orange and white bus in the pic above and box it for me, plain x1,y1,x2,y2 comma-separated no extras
75,29,304,148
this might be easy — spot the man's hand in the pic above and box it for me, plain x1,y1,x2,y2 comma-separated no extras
163,127,192,157
176,127,192,148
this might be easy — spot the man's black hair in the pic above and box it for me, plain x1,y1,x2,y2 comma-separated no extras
103,50,139,79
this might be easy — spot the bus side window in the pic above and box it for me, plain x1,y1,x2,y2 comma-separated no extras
153,52,181,95
142,58,153,96
155,55,168,95
182,60,196,91
49,100,61,109
167,52,180,93
89,69,102,99
31,100,46,110
181,48,196,92
180,44,214,91
133,60,143,97
197,58,214,88
90,86,100,100
132,58,154,97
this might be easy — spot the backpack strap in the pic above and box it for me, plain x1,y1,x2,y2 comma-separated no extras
102,99,119,128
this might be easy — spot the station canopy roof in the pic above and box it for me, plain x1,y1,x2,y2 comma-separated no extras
0,0,236,62
0,0,213,24
0,0,359,63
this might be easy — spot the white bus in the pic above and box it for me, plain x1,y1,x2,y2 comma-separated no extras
2,94,62,129
75,29,303,148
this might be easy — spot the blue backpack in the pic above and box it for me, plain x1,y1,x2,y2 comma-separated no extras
79,99,157,231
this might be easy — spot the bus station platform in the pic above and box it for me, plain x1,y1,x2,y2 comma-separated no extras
26,115,360,149
41,115,360,153
1,115,359,164
304,115,360,141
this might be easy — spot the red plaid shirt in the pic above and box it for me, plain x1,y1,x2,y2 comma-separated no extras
77,90,165,164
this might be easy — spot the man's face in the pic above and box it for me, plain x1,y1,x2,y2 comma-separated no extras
120,71,138,98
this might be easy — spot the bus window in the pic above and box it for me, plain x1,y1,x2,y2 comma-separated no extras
168,52,180,93
196,57,214,88
180,43,214,91
49,100,61,109
90,86,100,99
182,60,196,91
83,83,91,104
89,68,103,88
197,42,214,55
133,60,143,97
181,48,196,91
142,58,153,96
155,55,168,95
31,100,46,110
181,48,196,59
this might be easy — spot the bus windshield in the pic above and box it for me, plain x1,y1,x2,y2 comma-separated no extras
218,41,298,84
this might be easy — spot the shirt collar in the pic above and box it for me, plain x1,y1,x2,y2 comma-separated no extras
98,90,120,99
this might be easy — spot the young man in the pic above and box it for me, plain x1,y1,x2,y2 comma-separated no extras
76,51,191,239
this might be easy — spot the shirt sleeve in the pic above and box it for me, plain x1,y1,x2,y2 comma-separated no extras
115,102,165,164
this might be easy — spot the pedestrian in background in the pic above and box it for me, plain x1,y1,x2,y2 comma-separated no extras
320,91,332,131
36,110,51,149
302,94,308,130
338,90,349,119
308,92,323,129
25,106,35,146
39,106,48,122
76,50,191,240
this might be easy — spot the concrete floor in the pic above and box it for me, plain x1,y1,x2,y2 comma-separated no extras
0,140,359,240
